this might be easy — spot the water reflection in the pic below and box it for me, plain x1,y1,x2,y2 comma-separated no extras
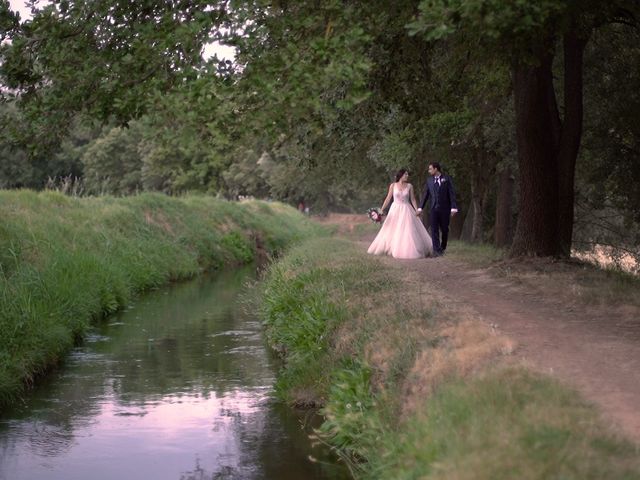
0,267,348,480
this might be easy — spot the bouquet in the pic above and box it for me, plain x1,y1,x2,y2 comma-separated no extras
367,207,384,223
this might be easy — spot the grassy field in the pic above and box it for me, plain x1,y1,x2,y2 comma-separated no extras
260,237,640,479
0,190,322,409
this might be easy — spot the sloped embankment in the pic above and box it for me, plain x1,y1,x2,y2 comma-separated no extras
0,190,321,408
260,237,640,479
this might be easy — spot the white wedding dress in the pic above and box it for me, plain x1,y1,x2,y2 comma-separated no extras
367,184,434,259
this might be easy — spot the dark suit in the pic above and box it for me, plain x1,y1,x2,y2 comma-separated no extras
419,174,458,254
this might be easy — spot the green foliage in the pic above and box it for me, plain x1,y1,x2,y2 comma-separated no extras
0,1,20,42
221,148,271,199
220,231,254,264
0,140,32,188
367,107,419,171
1,1,221,139
226,1,374,136
318,359,380,460
81,125,144,194
408,0,569,56
139,74,236,193
424,110,475,145
261,257,346,397
0,102,89,189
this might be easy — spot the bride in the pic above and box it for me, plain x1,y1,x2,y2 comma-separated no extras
367,169,434,259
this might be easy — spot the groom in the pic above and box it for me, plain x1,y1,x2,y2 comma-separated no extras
417,162,458,256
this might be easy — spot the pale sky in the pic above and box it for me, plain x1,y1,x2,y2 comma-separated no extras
7,0,40,21
7,0,236,61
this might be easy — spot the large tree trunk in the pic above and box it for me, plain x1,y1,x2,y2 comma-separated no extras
494,166,514,248
510,48,563,256
557,28,588,255
511,31,588,257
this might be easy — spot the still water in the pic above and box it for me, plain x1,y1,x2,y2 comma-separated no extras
0,267,348,480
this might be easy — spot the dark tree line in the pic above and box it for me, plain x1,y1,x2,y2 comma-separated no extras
1,0,639,263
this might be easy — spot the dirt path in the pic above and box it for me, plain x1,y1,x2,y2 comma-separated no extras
398,255,640,443
319,214,640,443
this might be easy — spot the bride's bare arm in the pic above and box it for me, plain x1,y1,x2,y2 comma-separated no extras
380,184,394,211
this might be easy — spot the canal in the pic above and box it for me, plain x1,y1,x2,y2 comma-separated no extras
0,267,348,480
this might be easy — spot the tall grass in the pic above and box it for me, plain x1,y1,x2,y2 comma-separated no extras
0,190,322,409
368,368,640,480
260,238,384,406
260,237,640,479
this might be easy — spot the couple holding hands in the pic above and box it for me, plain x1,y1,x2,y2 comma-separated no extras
367,162,458,260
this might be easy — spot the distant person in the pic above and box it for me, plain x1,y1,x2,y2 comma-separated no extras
297,200,305,213
368,169,434,259
416,162,458,256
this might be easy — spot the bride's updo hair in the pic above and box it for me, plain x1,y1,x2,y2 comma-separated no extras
395,168,408,182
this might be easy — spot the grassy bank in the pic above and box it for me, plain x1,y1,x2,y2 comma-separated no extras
0,190,322,409
260,237,640,479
